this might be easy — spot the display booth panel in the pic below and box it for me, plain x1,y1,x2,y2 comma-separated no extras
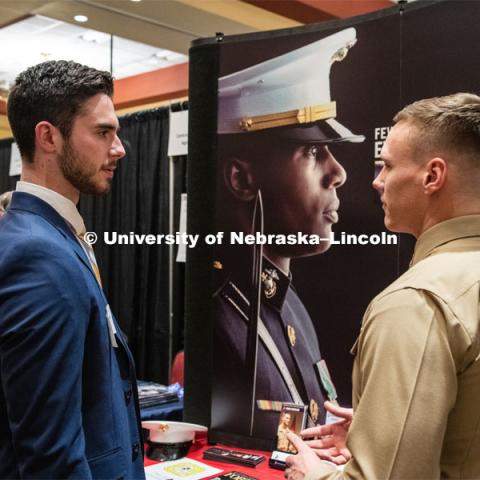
185,0,479,451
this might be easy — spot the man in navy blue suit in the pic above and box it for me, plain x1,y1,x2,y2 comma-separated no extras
0,61,146,479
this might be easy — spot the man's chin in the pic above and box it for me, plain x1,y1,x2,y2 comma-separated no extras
384,218,401,233
300,228,333,255
81,181,112,196
289,241,332,259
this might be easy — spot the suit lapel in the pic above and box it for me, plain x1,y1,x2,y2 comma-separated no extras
67,235,102,289
110,312,145,453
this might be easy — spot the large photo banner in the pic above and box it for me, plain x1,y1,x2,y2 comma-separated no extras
210,10,403,448
184,0,480,450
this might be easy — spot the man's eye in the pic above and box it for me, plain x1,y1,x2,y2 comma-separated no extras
98,130,108,137
304,145,328,161
305,145,319,158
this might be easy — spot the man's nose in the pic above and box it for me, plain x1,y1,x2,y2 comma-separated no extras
372,166,385,192
327,153,347,188
111,135,126,160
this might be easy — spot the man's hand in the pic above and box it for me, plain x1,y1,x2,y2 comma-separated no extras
301,401,353,464
284,433,336,480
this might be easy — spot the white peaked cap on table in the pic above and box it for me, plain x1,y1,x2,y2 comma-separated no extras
142,421,207,444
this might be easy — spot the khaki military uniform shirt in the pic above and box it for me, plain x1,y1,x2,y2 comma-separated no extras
307,215,480,480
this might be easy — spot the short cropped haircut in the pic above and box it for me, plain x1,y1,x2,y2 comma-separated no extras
7,60,113,162
394,93,480,164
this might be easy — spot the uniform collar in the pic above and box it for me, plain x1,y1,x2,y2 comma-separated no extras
16,181,86,236
411,215,480,267
213,252,292,312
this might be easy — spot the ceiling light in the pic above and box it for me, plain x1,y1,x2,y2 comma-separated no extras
74,15,88,23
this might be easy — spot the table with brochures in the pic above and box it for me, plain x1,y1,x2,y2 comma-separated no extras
144,436,285,479
138,380,184,421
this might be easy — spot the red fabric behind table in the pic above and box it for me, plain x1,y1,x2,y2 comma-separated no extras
144,436,285,479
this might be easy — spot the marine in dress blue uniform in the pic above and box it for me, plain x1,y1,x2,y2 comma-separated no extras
211,28,365,441
213,255,328,440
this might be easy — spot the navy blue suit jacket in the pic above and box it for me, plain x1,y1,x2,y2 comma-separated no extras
0,192,146,479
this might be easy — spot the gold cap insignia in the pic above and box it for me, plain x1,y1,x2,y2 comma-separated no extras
157,423,170,432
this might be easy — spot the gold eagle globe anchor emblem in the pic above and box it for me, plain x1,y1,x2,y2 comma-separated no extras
261,268,279,298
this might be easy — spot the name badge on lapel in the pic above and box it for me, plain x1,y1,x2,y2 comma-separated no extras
106,305,119,348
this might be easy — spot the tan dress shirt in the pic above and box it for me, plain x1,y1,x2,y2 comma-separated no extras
307,215,480,480
16,181,86,235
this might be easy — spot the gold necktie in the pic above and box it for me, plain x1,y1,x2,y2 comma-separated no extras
77,233,103,287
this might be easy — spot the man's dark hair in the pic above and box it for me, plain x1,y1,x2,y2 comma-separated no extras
7,60,113,162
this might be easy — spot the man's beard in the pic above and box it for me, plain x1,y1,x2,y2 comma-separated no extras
59,140,111,195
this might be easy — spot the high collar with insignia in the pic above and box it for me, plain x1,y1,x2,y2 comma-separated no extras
213,255,292,312
260,257,291,312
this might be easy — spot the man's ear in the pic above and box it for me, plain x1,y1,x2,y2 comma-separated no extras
223,156,257,202
423,157,447,194
34,121,63,155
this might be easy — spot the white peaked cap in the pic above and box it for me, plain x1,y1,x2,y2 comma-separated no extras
142,421,207,444
218,27,365,143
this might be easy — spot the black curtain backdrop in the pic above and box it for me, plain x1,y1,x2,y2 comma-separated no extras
0,107,184,384
0,138,18,193
172,154,187,357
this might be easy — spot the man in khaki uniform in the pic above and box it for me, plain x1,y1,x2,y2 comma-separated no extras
284,92,480,479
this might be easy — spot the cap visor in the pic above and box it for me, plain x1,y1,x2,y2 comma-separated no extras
273,118,365,144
